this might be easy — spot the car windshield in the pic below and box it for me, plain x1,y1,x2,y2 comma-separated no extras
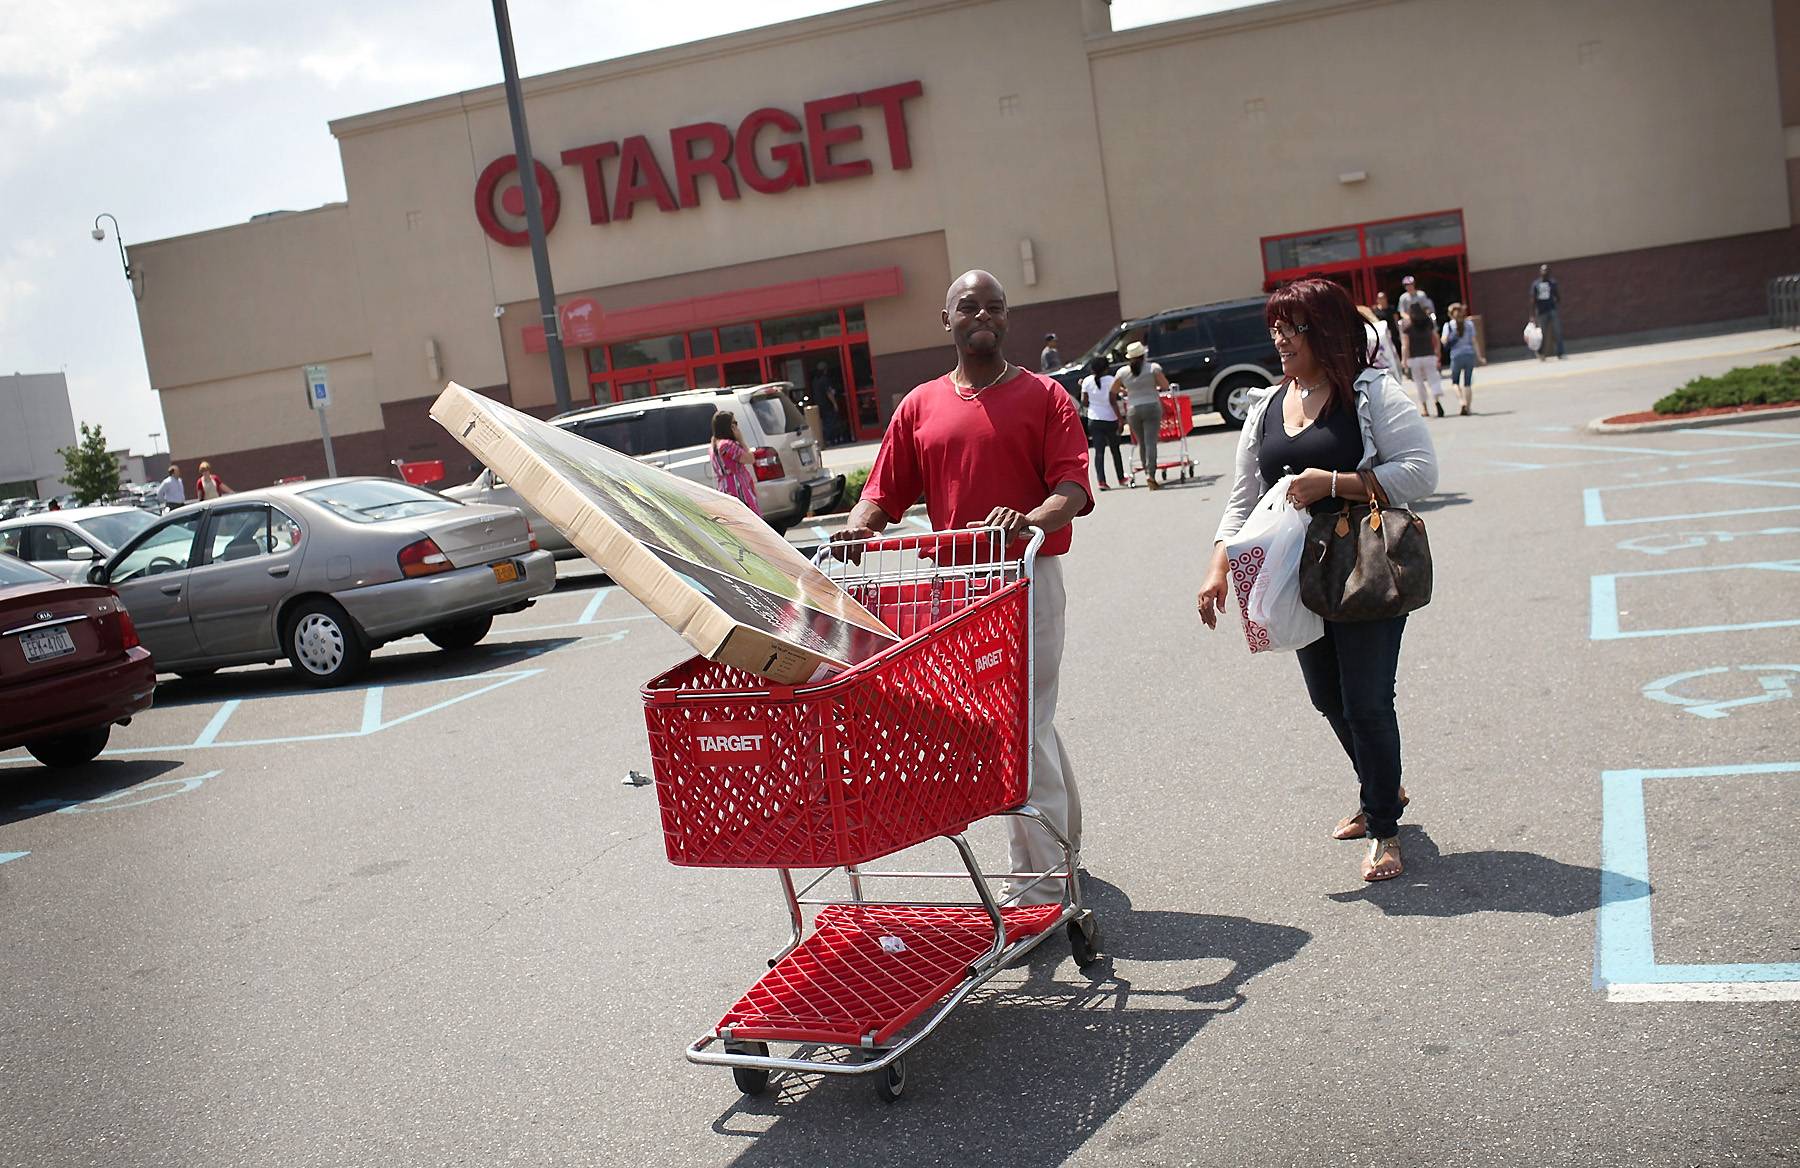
76,510,155,549
1072,325,1144,371
0,553,55,586
300,481,459,523
750,390,805,436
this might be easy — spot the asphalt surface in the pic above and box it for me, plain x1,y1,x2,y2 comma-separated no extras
3,334,1797,1167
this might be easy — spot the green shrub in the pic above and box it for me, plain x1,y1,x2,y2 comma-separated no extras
833,466,870,513
1653,356,1800,414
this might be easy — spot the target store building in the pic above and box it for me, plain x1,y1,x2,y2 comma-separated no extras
130,0,1799,484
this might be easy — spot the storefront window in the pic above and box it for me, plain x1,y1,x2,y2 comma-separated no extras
687,330,716,358
845,305,867,333
719,323,758,352
723,358,763,385
609,333,685,368
618,379,651,401
1262,228,1360,272
654,374,689,396
692,364,721,387
1364,213,1463,257
586,347,608,374
761,310,841,346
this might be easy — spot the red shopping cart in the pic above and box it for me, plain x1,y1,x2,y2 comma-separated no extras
640,526,1101,1102
1127,390,1195,486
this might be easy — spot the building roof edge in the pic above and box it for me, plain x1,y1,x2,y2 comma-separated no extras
1086,0,1399,58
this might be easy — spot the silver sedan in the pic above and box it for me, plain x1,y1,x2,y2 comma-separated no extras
0,505,158,581
89,477,555,685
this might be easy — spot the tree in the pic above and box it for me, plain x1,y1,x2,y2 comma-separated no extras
57,423,121,505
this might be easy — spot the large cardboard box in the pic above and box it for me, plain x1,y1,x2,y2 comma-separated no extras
430,383,896,683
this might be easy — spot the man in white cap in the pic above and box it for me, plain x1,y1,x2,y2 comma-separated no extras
1115,340,1170,489
1397,275,1435,325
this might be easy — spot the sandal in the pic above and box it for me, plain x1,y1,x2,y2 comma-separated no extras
1330,786,1409,840
1361,836,1404,882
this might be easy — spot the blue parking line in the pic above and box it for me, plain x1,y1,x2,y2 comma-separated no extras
1597,763,1800,998
577,587,612,624
192,700,241,747
1591,561,1800,639
1582,472,1800,527
0,851,26,866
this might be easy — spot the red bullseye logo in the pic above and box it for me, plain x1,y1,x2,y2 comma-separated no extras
474,155,561,247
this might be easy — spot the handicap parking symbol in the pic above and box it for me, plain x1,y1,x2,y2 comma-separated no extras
1641,665,1800,719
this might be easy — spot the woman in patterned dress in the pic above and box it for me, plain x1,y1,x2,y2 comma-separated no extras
708,410,761,516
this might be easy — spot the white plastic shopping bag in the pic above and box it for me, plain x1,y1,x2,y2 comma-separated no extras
1523,320,1543,352
1223,477,1324,654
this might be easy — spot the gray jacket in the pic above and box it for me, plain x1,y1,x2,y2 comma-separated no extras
1213,367,1439,545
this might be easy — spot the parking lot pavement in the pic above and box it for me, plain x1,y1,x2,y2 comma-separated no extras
3,335,1797,1167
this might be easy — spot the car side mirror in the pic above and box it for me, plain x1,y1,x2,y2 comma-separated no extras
65,545,95,562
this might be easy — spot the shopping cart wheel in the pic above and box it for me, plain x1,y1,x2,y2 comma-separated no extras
874,1056,907,1103
1068,909,1105,968
726,1041,771,1096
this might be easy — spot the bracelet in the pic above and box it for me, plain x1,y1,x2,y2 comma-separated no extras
1331,470,1338,498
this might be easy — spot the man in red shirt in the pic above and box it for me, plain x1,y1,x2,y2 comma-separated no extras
838,269,1092,904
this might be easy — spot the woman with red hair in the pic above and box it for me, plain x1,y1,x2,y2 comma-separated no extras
1195,279,1439,881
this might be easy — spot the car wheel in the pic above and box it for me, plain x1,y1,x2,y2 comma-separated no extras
284,598,369,687
25,725,111,768
424,614,493,651
1213,375,1266,430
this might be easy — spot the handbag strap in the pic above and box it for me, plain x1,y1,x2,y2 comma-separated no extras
1359,469,1391,509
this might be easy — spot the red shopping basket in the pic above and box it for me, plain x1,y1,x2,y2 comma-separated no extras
641,579,1031,869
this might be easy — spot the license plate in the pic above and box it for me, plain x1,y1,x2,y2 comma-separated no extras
21,626,76,663
799,448,816,467
492,560,520,584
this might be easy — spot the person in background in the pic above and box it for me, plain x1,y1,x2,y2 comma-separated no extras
1080,355,1127,491
1400,302,1446,417
1115,340,1171,490
1440,302,1485,414
811,362,849,446
1195,277,1439,882
1397,275,1435,325
707,410,762,515
1530,263,1565,360
837,269,1092,905
1040,333,1061,372
1363,301,1402,375
196,461,232,499
157,464,186,509
47,498,61,511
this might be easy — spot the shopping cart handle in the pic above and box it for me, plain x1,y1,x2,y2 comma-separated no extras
822,525,1046,562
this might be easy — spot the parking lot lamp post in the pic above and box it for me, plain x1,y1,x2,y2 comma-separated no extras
91,213,139,299
490,0,573,416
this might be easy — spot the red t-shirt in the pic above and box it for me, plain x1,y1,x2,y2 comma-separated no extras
863,368,1093,556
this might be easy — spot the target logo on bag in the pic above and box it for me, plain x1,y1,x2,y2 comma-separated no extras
692,721,772,765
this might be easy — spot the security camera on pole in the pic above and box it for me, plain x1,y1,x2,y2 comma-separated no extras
303,364,338,477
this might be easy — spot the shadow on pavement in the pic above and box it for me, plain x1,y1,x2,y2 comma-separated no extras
1,758,187,826
1326,826,1608,918
1412,491,1473,512
147,636,581,709
708,877,1309,1163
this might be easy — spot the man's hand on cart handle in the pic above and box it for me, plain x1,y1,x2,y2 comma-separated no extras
966,507,1028,543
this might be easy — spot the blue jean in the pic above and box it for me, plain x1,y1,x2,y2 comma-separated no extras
1450,353,1475,387
1295,615,1409,838
1534,307,1565,357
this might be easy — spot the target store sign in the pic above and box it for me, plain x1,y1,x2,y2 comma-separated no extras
475,81,923,247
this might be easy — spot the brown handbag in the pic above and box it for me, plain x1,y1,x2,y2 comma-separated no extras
1299,470,1433,622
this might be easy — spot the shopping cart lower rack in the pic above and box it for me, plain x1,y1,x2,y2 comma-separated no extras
639,526,1101,1102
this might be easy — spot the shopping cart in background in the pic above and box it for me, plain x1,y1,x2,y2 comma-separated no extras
1128,388,1195,486
639,526,1102,1102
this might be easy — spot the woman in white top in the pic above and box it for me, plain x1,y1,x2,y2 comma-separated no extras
1079,356,1127,490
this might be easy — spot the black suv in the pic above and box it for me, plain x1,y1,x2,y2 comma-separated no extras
1050,297,1279,429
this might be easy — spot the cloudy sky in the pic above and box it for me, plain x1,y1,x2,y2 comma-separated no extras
1,0,1245,453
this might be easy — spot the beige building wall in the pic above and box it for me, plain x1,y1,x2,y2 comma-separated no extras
133,204,368,392
159,356,382,464
1089,0,1791,315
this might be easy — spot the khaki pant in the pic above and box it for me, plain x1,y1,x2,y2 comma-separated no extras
1008,554,1082,904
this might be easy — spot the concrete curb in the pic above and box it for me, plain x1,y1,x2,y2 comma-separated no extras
1586,404,1800,434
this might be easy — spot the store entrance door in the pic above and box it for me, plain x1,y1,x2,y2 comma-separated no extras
1370,255,1465,324
776,348,853,446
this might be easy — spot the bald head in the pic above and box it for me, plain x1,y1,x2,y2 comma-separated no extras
942,270,1009,357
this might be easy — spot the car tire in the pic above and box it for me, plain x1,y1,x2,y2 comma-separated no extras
25,725,111,768
1213,375,1267,430
283,598,369,687
424,614,493,651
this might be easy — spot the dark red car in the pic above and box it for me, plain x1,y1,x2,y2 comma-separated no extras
0,553,156,767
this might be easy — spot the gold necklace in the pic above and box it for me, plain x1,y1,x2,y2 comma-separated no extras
952,362,1011,401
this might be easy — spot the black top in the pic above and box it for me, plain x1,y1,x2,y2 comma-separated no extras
1258,384,1364,504
1405,318,1436,353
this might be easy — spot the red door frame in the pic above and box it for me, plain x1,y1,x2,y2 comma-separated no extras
1261,209,1471,310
